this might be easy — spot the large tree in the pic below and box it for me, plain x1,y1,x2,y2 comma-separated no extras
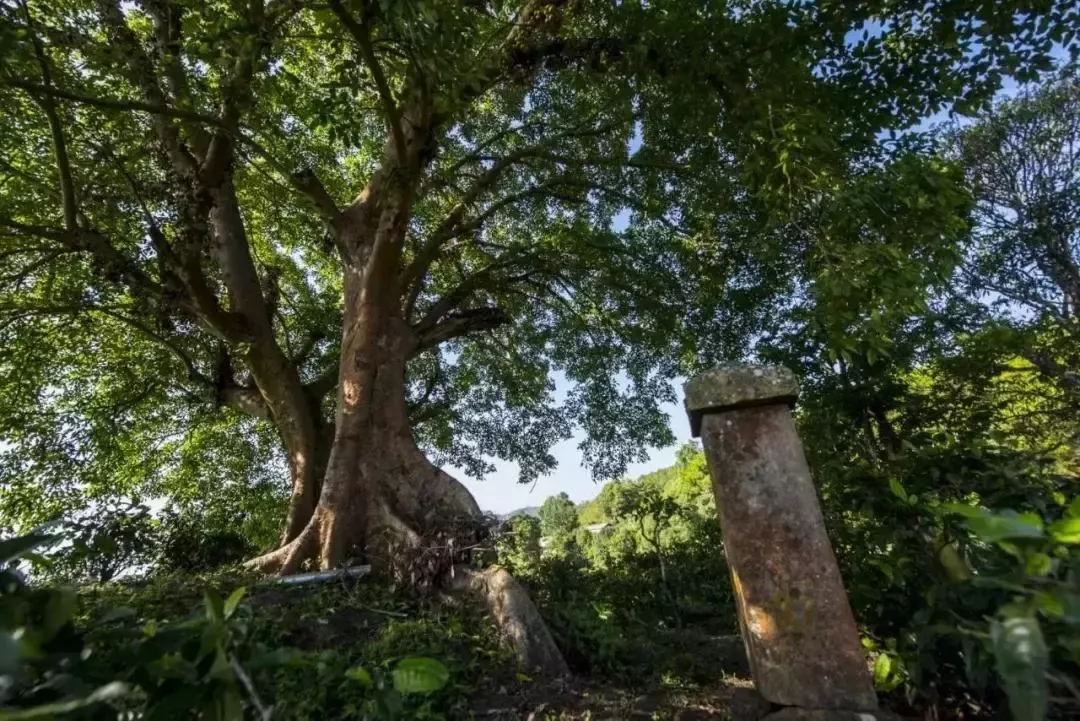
952,76,1080,400
0,0,1075,572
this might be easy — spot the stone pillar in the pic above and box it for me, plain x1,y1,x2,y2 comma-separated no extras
685,364,878,717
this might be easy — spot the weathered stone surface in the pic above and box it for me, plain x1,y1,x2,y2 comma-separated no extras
684,364,798,437
761,708,905,721
696,403,877,711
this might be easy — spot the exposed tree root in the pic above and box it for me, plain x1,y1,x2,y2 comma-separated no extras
448,564,569,679
246,519,320,575
246,461,483,576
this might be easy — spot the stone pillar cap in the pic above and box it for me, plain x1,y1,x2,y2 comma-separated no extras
684,364,799,437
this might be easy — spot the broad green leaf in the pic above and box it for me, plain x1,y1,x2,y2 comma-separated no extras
1068,496,1080,519
204,591,225,623
887,477,908,503
943,503,985,518
209,649,232,680
144,687,205,721
391,657,450,695
220,687,243,721
967,512,1044,543
345,665,374,687
872,653,892,687
937,543,972,582
1024,553,1052,577
1034,592,1064,618
991,617,1048,721
1049,518,1080,544
223,587,246,619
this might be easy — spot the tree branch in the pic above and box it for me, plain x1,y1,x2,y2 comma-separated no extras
306,363,339,400
96,0,202,175
19,0,78,230
289,167,342,222
201,0,267,184
3,78,225,129
0,217,163,297
234,133,343,224
0,301,271,416
414,306,510,351
327,0,407,163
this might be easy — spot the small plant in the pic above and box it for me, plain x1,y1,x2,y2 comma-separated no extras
344,656,451,720
0,532,127,718
944,498,1080,721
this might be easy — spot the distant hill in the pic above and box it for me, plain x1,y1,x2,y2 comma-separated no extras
501,506,540,520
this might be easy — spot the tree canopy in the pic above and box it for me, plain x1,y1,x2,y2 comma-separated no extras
0,0,1077,568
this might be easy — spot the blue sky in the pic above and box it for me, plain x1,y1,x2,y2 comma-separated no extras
455,384,693,514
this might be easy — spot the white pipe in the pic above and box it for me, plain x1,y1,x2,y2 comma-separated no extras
270,564,372,586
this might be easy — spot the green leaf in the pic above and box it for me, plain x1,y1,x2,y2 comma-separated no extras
991,616,1048,721
1034,592,1064,618
223,587,246,619
1067,496,1080,519
967,512,1045,543
144,687,205,721
1049,518,1080,544
872,653,892,687
0,682,128,719
1024,553,1053,577
937,543,972,581
345,665,374,687
0,534,54,565
209,648,232,679
391,657,450,695
204,590,224,623
943,503,985,518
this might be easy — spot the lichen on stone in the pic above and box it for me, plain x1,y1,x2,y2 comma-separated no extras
684,365,799,437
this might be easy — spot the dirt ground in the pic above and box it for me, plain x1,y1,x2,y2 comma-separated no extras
472,676,773,720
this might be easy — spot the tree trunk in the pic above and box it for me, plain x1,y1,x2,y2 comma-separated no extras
246,258,481,575
278,413,330,544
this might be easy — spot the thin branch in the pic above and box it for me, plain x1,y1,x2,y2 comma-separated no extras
18,0,78,229
0,217,163,297
230,656,274,721
201,0,267,184
4,78,226,128
235,133,343,223
327,0,407,162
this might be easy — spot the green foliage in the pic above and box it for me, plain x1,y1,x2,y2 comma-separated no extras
2,0,1076,545
43,503,157,584
153,507,263,575
944,502,1080,721
0,532,125,718
537,493,578,540
0,525,521,720
504,448,737,685
495,515,541,577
